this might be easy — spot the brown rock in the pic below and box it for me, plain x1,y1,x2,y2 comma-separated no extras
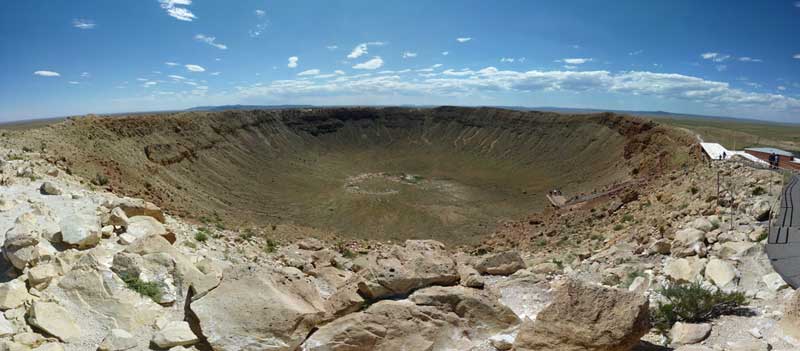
514,279,650,351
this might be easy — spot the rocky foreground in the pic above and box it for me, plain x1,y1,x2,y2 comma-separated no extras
0,148,799,351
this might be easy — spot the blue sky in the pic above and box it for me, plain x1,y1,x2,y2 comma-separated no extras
1,0,799,122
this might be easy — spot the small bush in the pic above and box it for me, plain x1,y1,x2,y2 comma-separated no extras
613,224,624,231
195,228,209,242
263,239,278,253
91,173,109,186
120,274,162,302
622,214,634,223
752,186,766,196
651,281,746,334
689,186,699,195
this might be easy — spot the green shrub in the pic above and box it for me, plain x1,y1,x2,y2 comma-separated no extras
622,214,634,223
120,274,162,302
195,228,209,242
613,224,624,231
651,282,747,334
263,239,278,253
91,173,109,186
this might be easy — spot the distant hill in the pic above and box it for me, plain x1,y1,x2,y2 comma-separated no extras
186,104,315,112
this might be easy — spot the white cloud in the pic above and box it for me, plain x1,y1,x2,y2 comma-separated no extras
33,70,60,77
80,72,90,78
194,34,227,50
561,58,592,65
72,19,96,29
143,81,157,87
716,65,727,72
232,67,800,117
442,51,449,56
210,72,221,76
738,57,763,63
327,45,338,50
500,58,515,63
298,69,321,76
794,54,800,59
628,50,643,56
287,56,299,68
347,42,385,59
159,0,196,21
68,81,80,85
255,9,266,17
168,75,186,80
456,37,472,43
700,52,730,62
165,62,180,66
185,64,205,72
402,51,417,59
352,56,384,70
778,86,787,91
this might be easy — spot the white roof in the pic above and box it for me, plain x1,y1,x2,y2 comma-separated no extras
700,142,730,160
730,151,768,165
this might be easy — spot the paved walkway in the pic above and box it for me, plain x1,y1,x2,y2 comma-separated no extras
766,175,800,288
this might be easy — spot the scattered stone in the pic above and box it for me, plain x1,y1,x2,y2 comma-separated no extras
0,279,32,310
27,263,59,289
672,228,707,257
750,200,771,221
513,279,649,351
670,322,711,346
111,198,165,223
298,238,325,251
118,233,136,245
125,215,167,239
648,239,672,255
152,321,198,348
26,301,81,342
704,258,738,289
763,272,788,292
39,182,61,195
0,314,14,337
489,334,514,350
59,215,101,248
664,257,707,283
98,329,138,351
107,207,130,227
474,251,526,275
409,286,520,332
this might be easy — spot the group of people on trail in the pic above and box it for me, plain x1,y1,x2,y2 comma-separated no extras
769,153,781,169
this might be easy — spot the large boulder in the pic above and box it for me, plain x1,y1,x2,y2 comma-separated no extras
106,198,165,223
473,251,526,275
749,200,771,221
670,322,711,346
0,278,32,310
664,257,707,283
704,258,738,289
190,264,328,350
672,228,707,257
151,321,198,348
357,240,458,299
98,329,138,351
59,215,101,248
513,279,650,351
301,300,471,351
124,216,166,239
408,286,520,332
26,301,81,342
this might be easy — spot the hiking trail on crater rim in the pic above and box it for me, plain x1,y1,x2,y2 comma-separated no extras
12,107,697,244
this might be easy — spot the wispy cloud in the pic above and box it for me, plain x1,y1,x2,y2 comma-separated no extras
500,58,515,63
165,62,180,66
194,34,227,50
327,45,338,50
347,42,386,59
210,72,221,76
159,0,196,22
168,75,186,80
68,81,80,85
250,9,269,37
185,64,205,72
561,58,592,65
72,19,96,30
402,51,417,59
298,69,321,76
700,52,730,62
456,37,472,43
352,56,384,70
442,51,449,56
255,9,266,17
778,86,787,91
738,57,762,63
628,50,643,56
288,56,299,68
33,70,60,77
80,72,90,78
794,54,800,59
